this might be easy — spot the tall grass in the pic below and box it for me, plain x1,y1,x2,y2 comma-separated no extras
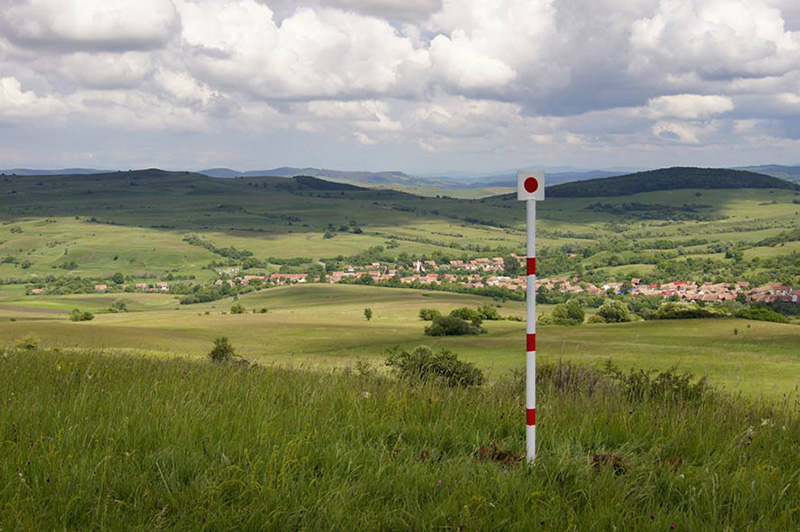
2,348,799,530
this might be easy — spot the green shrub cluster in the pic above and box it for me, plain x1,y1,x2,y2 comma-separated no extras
69,308,94,322
385,345,484,387
424,315,484,336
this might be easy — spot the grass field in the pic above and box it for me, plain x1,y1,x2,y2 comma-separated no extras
1,172,798,281
2,348,799,530
1,284,798,398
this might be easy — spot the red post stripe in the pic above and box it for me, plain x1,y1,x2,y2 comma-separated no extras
526,257,536,276
526,408,536,426
526,333,536,351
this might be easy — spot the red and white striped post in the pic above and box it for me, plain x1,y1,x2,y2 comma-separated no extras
518,171,545,463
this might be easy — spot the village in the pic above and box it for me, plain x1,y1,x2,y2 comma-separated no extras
214,255,799,305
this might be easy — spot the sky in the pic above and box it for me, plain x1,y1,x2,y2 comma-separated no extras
2,0,800,175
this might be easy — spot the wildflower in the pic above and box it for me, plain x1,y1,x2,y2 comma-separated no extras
360,391,371,399
437,479,442,487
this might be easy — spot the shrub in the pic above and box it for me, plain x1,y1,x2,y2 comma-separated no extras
424,315,484,336
209,337,235,363
603,361,712,404
595,300,632,323
736,306,790,323
364,308,373,321
551,299,584,325
418,308,442,321
652,301,727,320
109,300,128,313
449,307,481,323
477,303,502,321
230,302,246,314
259,307,268,314
385,345,484,387
69,309,94,322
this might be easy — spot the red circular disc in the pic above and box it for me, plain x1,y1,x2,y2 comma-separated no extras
524,177,539,193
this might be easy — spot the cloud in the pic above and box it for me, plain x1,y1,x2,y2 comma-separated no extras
1,0,178,51
1,0,800,170
0,76,66,119
647,94,734,119
178,1,428,100
630,0,800,80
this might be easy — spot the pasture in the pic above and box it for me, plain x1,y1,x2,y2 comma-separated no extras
2,347,799,530
1,284,798,398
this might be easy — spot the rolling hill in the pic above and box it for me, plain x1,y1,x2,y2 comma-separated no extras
735,164,800,184
540,167,800,198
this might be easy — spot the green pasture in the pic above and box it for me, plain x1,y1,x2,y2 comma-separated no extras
3,348,800,530
1,284,798,397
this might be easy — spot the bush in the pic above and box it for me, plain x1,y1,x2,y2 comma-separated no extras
364,308,373,321
70,309,94,322
230,302,246,314
209,337,235,363
449,307,482,323
424,315,484,336
652,301,727,320
736,306,790,323
477,303,502,320
603,361,712,404
418,308,442,321
595,300,632,323
385,345,484,387
551,299,584,325
109,300,128,313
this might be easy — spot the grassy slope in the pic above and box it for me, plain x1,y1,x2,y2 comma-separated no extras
2,349,799,530
1,171,798,281
1,284,798,397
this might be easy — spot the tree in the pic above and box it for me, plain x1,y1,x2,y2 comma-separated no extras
69,309,94,322
551,299,584,325
209,337,235,363
503,255,520,276
425,315,484,336
364,308,373,321
419,308,442,321
230,302,246,314
111,272,124,284
596,300,632,323
736,291,747,304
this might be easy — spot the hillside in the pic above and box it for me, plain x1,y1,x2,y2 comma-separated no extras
736,164,800,184
199,166,452,188
543,167,799,198
3,346,800,530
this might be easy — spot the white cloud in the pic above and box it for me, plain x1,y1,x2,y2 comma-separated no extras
178,1,428,100
647,94,734,119
2,0,178,50
631,0,800,80
0,0,800,169
0,76,65,119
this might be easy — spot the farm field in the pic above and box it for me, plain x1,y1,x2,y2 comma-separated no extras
1,284,798,398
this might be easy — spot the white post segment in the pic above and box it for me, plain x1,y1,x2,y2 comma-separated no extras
517,171,544,464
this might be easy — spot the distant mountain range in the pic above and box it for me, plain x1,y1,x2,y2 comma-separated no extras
734,165,800,184
0,168,110,176
198,167,454,188
4,163,800,189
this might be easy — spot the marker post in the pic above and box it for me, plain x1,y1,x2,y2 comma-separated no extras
517,171,545,463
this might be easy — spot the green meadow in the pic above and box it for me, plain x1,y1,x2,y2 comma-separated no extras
2,284,798,398
3,347,800,530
